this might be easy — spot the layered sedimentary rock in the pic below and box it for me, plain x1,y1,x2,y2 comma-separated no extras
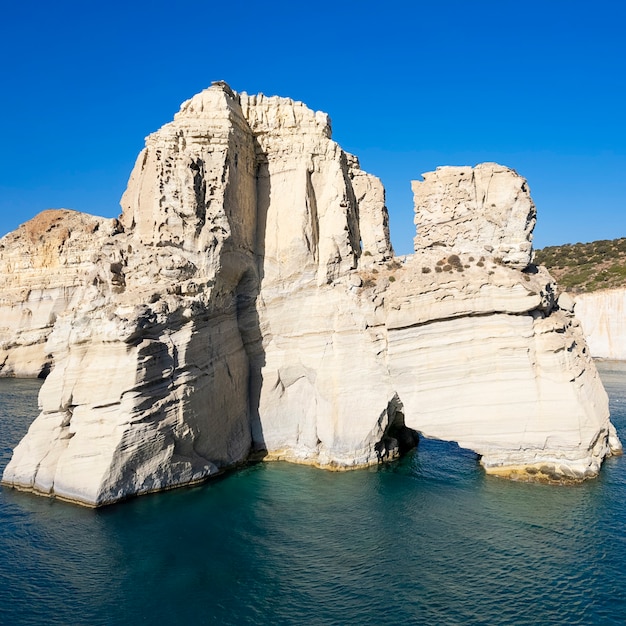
574,289,626,360
0,210,123,377
1,82,621,506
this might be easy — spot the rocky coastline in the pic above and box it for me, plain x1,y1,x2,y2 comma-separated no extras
0,82,621,506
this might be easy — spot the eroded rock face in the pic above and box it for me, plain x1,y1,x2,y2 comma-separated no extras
574,289,626,360
383,254,620,481
0,210,123,378
1,82,620,506
412,163,536,269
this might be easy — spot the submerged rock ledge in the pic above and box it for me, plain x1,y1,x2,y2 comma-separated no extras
0,82,621,506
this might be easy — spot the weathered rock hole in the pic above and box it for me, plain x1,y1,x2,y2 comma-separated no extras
375,397,419,463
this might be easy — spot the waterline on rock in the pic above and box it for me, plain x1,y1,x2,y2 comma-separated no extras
0,364,625,625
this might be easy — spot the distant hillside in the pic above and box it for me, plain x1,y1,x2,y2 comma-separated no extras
534,238,626,293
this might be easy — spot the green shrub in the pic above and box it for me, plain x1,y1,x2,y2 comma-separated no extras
536,236,626,292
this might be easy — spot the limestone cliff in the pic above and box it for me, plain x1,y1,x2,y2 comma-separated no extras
1,82,621,506
574,289,626,360
412,163,536,269
0,210,123,377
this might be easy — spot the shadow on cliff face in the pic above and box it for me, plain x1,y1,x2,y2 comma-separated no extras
235,268,266,458
236,147,270,459
375,397,420,463
37,360,52,379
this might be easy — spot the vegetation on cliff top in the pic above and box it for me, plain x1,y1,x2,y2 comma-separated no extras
534,238,626,293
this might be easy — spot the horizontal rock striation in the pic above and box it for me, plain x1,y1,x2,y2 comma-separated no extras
0,210,123,378
385,256,620,481
1,82,621,506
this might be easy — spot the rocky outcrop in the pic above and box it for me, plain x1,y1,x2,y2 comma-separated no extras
0,210,123,377
1,82,621,506
412,163,536,269
574,289,626,360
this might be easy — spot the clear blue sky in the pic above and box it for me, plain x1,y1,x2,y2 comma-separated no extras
1,0,624,254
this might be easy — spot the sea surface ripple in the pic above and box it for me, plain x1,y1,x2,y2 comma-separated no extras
1,363,626,625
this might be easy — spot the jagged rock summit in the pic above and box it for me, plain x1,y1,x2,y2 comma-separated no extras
1,82,621,506
412,163,536,268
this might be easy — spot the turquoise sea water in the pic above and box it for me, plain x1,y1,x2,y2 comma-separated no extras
1,364,626,626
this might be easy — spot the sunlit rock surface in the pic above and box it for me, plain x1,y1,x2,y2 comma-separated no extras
412,163,536,269
0,210,122,378
1,82,620,506
574,288,626,360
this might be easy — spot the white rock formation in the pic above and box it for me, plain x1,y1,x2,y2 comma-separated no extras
0,210,123,377
574,288,626,360
384,256,620,481
1,82,621,506
412,163,536,269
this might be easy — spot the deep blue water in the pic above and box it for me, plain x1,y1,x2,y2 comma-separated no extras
1,363,626,626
